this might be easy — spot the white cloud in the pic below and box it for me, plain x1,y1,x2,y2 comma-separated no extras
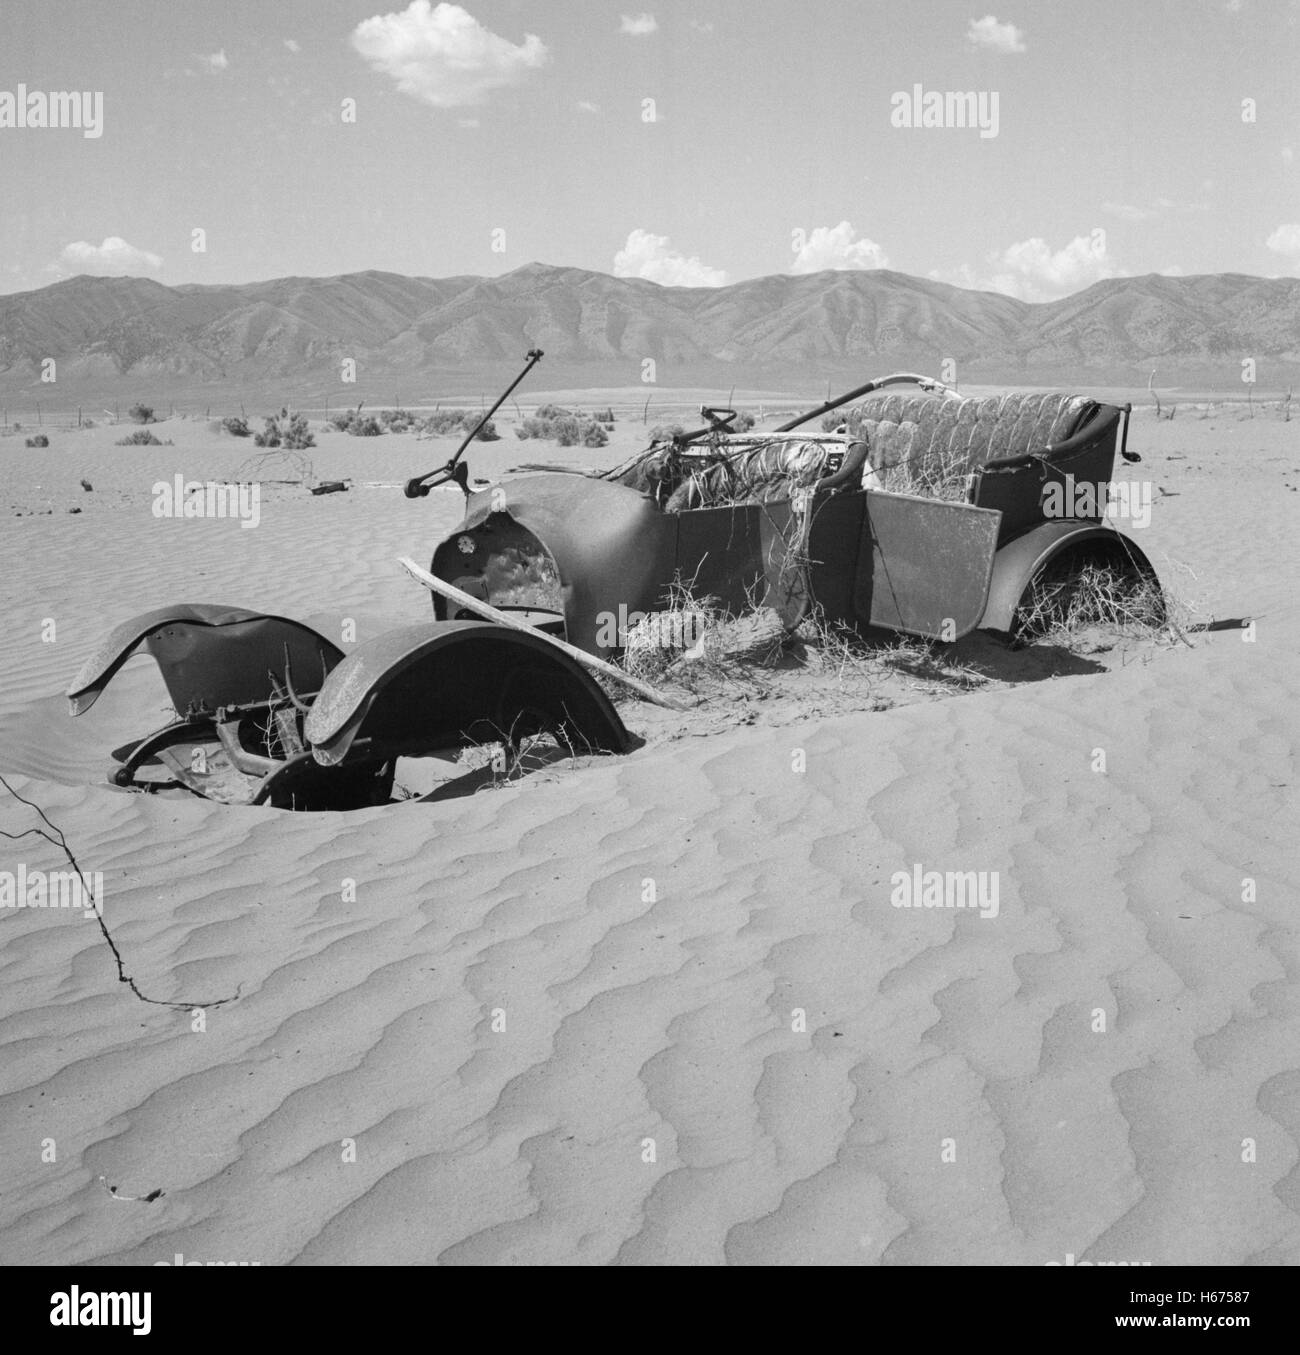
790,222,889,274
284,39,301,53
689,18,715,33
982,233,1120,301
198,49,229,72
1283,146,1294,165
613,229,727,286
937,233,1121,301
620,13,658,36
1265,222,1300,271
56,237,163,277
577,100,599,113
351,2,548,109
967,15,1027,54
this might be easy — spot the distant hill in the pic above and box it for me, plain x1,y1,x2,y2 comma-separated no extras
1,263,1296,404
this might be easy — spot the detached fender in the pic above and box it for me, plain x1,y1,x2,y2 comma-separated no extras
67,605,343,716
979,521,1161,633
304,619,630,766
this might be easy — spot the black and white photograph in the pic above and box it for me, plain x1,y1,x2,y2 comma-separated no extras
1,0,1297,1294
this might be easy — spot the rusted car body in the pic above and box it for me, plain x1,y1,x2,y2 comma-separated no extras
69,359,1159,809
428,375,1158,656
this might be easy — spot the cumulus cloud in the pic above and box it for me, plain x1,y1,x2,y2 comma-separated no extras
620,13,658,36
990,234,1121,300
284,38,301,53
934,233,1122,301
56,237,163,277
351,1,548,108
577,100,599,113
790,222,889,274
967,15,1027,53
1265,222,1300,271
613,229,727,286
955,233,1121,301
197,49,229,72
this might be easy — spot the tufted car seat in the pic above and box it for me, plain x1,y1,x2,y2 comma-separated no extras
661,439,832,512
848,392,1097,498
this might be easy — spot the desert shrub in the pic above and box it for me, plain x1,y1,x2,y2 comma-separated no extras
116,429,165,446
416,408,497,440
514,412,595,444
1012,559,1171,646
733,411,756,432
332,407,380,436
593,407,615,423
419,409,462,435
128,403,155,424
380,408,417,433
25,434,49,448
536,403,574,421
554,416,583,447
221,416,251,437
254,407,315,450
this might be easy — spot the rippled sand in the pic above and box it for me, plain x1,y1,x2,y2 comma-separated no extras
1,410,1296,1265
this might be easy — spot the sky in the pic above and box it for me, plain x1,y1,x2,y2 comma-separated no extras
1,0,1297,301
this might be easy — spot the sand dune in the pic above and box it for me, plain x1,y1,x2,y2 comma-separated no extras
1,408,1297,1265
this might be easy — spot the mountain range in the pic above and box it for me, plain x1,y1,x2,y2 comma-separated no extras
1,263,1296,403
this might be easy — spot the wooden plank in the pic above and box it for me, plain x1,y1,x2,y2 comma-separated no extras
398,556,697,711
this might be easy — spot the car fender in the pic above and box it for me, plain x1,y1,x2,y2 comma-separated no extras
980,520,1160,633
305,619,630,765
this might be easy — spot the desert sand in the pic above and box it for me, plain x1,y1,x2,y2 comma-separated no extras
1,402,1297,1266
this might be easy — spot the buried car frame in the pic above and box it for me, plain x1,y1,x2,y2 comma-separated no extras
70,355,1163,809
421,362,1161,658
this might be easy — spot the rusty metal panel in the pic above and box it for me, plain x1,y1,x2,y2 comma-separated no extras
66,605,343,717
672,499,810,627
806,491,866,629
674,503,766,614
856,492,1001,640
